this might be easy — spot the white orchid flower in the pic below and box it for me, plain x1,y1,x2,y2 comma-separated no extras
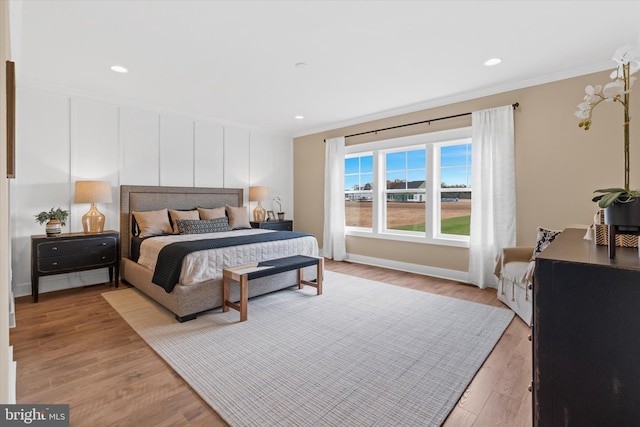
610,67,623,80
613,45,637,65
575,109,590,119
603,80,625,98
577,101,591,111
586,85,601,95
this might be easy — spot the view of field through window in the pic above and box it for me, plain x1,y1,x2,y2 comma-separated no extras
345,142,472,236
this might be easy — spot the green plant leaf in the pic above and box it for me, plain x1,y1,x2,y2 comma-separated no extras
594,188,627,194
597,191,625,208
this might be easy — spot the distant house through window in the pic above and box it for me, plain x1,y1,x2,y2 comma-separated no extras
344,127,472,247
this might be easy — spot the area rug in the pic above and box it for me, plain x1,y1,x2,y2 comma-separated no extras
102,270,513,427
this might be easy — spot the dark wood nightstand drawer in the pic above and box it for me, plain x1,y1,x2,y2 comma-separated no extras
37,251,117,273
37,236,117,258
250,220,293,231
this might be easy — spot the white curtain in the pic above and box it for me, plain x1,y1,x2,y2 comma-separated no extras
323,137,346,260
468,105,516,288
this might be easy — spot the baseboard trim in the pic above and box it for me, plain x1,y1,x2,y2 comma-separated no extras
13,268,111,298
323,251,470,284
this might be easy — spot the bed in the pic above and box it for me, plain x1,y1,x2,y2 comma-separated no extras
119,185,320,321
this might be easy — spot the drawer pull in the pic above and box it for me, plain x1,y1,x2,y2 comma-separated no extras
51,262,58,266
51,247,58,251
101,256,107,260
101,242,107,246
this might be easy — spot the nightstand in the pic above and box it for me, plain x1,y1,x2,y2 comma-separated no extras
30,230,120,302
250,220,293,231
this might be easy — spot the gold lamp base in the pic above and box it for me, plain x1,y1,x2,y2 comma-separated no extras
81,203,106,233
253,201,266,222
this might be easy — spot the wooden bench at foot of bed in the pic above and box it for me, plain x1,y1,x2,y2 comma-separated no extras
222,255,324,322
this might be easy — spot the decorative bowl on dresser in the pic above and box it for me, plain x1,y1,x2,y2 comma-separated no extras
30,230,120,302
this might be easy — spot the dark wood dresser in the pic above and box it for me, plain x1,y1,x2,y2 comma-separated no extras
30,230,120,302
533,228,640,426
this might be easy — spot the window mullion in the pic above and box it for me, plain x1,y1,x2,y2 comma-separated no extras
372,151,381,234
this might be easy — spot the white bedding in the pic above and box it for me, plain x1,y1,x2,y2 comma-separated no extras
137,228,319,286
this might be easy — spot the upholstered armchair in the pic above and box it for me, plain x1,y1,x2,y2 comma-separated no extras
493,246,535,326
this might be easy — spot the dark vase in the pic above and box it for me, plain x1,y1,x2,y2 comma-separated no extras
604,198,640,232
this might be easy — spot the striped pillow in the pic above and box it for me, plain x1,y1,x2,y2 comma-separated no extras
176,218,232,235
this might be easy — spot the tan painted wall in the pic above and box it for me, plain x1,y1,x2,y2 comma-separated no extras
294,71,640,273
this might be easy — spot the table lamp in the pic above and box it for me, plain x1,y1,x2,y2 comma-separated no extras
249,186,268,222
74,180,112,233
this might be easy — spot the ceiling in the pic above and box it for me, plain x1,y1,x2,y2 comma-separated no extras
11,1,640,137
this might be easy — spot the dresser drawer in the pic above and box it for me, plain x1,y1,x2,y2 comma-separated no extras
37,236,117,258
37,251,117,273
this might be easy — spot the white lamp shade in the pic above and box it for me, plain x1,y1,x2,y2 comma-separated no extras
74,181,113,204
249,186,269,202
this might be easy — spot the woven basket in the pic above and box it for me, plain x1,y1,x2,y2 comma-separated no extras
594,210,639,248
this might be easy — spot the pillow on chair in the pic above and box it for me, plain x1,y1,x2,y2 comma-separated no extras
532,227,562,259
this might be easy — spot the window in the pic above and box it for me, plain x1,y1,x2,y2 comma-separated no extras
345,154,373,228
344,127,472,247
385,149,426,232
438,142,472,237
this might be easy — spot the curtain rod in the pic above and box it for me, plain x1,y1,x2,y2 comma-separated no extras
325,102,519,141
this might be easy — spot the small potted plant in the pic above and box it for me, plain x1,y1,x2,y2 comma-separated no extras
273,196,285,221
575,45,640,227
35,207,70,237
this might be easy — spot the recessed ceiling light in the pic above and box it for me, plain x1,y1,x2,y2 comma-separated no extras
295,62,308,69
295,115,304,120
110,65,128,73
484,58,502,67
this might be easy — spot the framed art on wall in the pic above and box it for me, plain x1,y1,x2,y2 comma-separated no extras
6,60,15,178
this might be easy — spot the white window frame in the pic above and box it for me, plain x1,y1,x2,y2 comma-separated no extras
345,127,472,248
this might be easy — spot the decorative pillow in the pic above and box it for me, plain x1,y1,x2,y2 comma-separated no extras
225,205,252,229
132,209,172,238
168,209,199,234
177,218,232,234
532,227,563,259
197,206,226,220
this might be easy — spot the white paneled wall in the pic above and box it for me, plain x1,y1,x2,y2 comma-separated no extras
160,114,195,187
223,126,250,205
10,86,293,297
120,107,160,186
11,89,72,294
70,99,119,233
194,121,224,187
250,132,293,215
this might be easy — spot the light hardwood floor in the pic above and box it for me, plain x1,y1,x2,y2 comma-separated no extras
10,260,532,426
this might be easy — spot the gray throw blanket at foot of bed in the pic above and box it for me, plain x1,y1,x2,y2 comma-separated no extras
152,231,313,292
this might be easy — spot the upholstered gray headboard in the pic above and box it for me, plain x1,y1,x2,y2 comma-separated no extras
119,185,243,260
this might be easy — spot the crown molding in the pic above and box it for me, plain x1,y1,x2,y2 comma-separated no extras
17,77,293,139
293,60,614,139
